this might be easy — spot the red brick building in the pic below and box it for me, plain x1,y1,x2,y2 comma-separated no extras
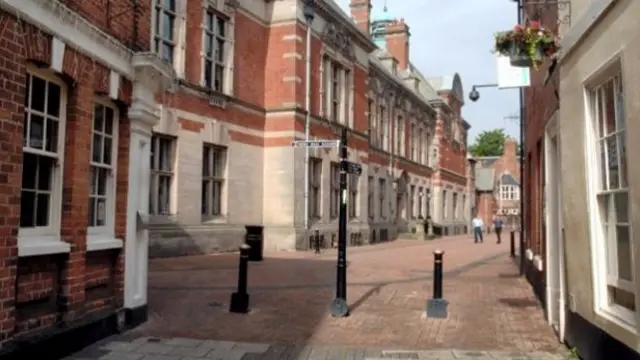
0,0,472,356
521,3,560,304
472,137,521,230
0,0,172,357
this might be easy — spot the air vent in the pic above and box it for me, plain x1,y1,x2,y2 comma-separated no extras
209,93,227,108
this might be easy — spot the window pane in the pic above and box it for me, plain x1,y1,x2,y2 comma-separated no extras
205,12,213,30
96,198,106,226
598,140,607,191
201,180,209,214
609,286,635,312
35,193,49,226
596,89,604,138
37,156,53,190
92,134,103,162
212,181,222,215
214,65,224,91
204,60,212,88
22,153,36,189
216,17,225,37
204,35,213,57
97,167,108,195
163,0,175,11
30,76,46,112
89,197,96,226
614,192,628,223
94,104,104,131
606,136,619,189
203,147,210,176
47,82,60,117
20,191,35,227
603,80,616,135
162,43,173,63
618,134,627,187
162,13,174,39
616,225,632,281
103,137,112,165
29,114,44,149
216,39,224,62
105,107,114,135
615,78,625,130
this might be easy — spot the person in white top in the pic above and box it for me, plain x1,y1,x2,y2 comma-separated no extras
472,215,484,243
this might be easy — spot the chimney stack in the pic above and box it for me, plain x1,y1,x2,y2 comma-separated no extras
504,137,518,158
350,0,371,36
384,19,410,71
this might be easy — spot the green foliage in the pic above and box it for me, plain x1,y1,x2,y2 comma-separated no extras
469,129,507,157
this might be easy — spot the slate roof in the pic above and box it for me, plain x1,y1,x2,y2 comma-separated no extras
498,173,519,186
475,168,494,191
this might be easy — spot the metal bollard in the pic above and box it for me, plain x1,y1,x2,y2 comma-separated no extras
314,228,321,254
229,244,251,313
426,249,448,318
510,231,516,258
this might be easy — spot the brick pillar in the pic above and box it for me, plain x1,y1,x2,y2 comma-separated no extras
113,109,130,307
60,82,93,320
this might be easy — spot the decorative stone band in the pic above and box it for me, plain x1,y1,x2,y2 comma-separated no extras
0,0,135,78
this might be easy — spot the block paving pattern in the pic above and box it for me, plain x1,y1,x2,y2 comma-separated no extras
66,235,571,360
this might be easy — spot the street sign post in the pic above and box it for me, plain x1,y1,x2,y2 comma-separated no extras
291,140,340,148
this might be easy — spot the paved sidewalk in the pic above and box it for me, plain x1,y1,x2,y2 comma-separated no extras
66,336,570,359
67,235,569,359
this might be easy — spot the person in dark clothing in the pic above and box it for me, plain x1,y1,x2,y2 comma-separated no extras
493,216,504,244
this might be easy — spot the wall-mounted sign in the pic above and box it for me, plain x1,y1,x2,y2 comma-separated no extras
496,55,531,89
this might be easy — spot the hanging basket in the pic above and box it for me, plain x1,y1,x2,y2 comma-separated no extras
508,42,532,68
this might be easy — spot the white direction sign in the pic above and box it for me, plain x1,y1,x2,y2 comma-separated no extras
291,140,340,148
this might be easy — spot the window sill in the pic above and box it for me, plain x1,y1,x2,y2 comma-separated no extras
202,216,228,225
18,235,71,257
595,306,637,335
87,235,123,251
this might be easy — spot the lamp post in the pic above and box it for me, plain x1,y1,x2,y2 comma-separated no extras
428,147,438,236
469,79,525,275
302,0,315,232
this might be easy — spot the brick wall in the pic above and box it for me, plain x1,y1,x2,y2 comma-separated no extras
523,3,560,261
0,6,133,346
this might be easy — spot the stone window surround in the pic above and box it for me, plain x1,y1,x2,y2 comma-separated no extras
199,0,236,96
319,50,354,128
584,57,636,330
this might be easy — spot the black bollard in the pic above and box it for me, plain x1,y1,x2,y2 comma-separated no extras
314,228,321,254
426,249,448,319
510,231,516,258
229,244,251,313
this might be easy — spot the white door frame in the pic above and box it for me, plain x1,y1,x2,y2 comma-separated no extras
544,111,566,342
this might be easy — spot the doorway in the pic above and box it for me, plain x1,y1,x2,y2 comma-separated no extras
544,118,566,342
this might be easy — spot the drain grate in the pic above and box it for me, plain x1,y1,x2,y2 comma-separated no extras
380,350,419,359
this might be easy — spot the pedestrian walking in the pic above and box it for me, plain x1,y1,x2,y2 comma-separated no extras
493,215,504,244
472,215,484,243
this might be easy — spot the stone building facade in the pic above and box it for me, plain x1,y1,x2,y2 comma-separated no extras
0,0,172,357
543,0,640,358
146,0,473,257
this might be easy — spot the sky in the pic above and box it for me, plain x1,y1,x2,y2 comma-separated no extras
335,0,521,142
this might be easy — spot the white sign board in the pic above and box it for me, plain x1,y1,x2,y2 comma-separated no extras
291,140,340,148
496,55,530,89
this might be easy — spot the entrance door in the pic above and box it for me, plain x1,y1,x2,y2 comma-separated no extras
545,131,565,342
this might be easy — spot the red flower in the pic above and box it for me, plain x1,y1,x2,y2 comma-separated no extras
514,24,522,31
530,21,540,29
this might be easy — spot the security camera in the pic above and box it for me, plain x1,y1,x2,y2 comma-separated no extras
469,88,480,102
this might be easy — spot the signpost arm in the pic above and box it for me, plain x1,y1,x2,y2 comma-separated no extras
330,127,350,317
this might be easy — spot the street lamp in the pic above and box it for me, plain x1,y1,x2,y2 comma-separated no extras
468,83,498,102
468,79,525,275
302,0,315,232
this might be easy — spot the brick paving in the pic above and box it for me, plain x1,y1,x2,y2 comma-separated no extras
66,234,571,359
